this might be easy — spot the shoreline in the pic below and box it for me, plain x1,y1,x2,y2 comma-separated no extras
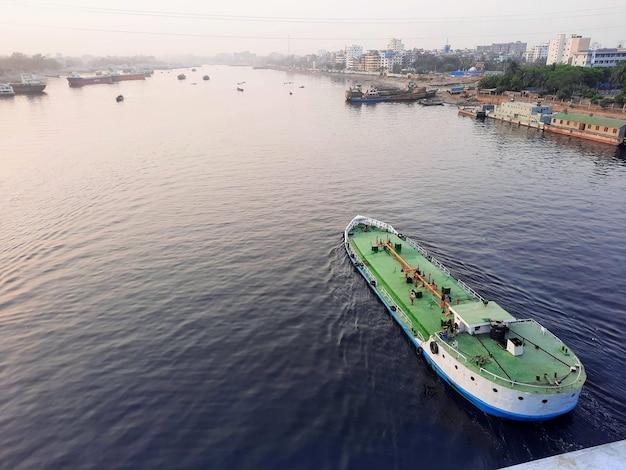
273,66,626,116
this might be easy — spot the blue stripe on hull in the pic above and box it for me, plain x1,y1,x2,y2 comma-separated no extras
422,351,579,421
349,255,579,422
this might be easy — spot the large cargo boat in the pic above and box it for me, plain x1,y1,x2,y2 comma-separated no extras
9,74,46,94
111,72,146,82
346,82,437,103
67,75,114,87
344,215,586,421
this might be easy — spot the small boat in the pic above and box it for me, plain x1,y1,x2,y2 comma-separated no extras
116,95,124,102
419,98,444,106
202,75,210,81
0,84,15,97
345,86,388,103
177,74,186,80
236,87,244,92
344,215,586,421
458,104,494,119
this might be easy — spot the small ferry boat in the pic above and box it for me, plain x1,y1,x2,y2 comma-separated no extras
344,215,586,421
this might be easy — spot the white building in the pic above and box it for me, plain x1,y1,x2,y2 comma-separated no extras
387,38,404,53
523,42,549,63
547,34,591,65
345,44,363,70
570,48,626,67
492,101,553,125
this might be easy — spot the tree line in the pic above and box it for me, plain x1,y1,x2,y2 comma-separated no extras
478,61,626,105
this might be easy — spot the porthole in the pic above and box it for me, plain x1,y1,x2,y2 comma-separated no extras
493,388,498,393
471,376,475,381
518,396,524,401
454,365,458,369
442,354,446,358
542,399,548,403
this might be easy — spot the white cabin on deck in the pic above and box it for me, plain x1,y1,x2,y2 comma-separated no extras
449,301,515,336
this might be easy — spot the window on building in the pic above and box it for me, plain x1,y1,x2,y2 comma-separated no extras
613,129,617,134
567,121,570,125
596,125,599,130
604,127,609,132
560,120,563,124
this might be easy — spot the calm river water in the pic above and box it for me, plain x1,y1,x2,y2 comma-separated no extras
1,66,625,469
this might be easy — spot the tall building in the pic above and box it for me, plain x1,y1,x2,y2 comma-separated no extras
388,38,404,52
476,42,527,58
524,42,549,62
363,50,382,73
547,34,591,65
345,44,363,70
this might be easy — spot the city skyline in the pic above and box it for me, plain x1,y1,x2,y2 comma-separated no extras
1,0,624,58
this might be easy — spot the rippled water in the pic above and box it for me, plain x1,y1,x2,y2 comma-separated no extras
1,67,625,469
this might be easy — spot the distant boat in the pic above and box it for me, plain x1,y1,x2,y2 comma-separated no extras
9,74,47,94
419,98,444,106
236,87,244,92
0,84,15,97
116,94,124,102
345,82,437,103
202,75,210,81
177,74,186,80
67,74,114,87
299,85,305,88
111,72,145,82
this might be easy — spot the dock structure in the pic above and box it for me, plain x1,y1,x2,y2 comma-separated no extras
499,439,626,469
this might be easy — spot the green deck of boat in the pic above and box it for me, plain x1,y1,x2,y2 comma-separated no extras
347,223,586,393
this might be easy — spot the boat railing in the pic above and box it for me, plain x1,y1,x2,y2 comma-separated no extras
347,249,377,284
404,236,484,301
362,265,377,284
379,287,412,326
457,279,485,303
430,256,451,276
405,237,429,257
478,362,584,392
347,216,488,305
436,334,469,364
345,215,399,239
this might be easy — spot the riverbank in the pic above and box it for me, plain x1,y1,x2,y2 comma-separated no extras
279,67,626,117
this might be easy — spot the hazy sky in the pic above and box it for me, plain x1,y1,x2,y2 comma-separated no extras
1,0,625,58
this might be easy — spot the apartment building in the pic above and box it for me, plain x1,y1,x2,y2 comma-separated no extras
547,34,591,65
523,43,549,63
570,48,626,67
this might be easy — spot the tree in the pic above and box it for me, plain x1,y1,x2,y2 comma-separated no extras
610,61,626,86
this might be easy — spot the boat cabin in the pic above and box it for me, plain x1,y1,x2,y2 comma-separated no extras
449,301,515,336
449,301,527,356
